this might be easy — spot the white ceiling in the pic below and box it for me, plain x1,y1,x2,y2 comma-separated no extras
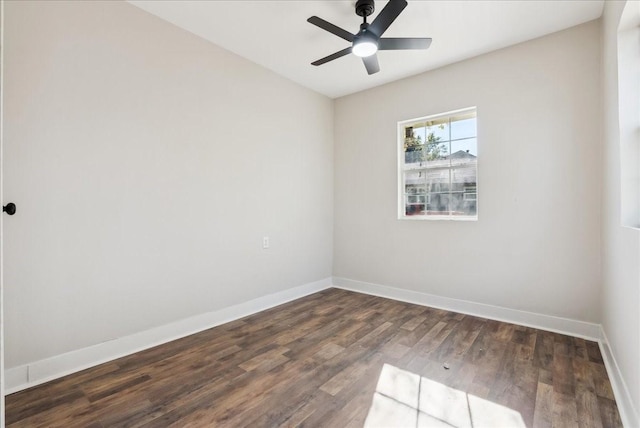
128,1,604,99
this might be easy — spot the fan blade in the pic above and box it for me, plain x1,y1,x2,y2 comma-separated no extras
311,47,353,66
362,54,380,75
368,0,408,38
307,16,355,42
379,38,432,50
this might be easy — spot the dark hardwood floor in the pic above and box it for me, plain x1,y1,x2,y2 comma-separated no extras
6,288,622,427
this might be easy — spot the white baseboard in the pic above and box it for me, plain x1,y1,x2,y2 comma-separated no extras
332,277,602,341
598,330,639,428
4,277,332,394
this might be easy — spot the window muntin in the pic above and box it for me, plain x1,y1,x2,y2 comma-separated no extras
398,108,478,220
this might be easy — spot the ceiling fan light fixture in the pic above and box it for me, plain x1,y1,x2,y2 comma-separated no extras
352,38,378,57
308,0,430,74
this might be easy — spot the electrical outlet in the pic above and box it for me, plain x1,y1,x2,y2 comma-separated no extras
263,236,269,249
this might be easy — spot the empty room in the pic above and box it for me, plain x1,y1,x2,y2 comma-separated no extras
1,0,638,426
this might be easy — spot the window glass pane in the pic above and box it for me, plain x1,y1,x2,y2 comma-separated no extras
450,165,477,186
451,116,477,140
425,141,449,163
427,191,449,215
450,192,474,216
425,117,449,142
404,171,426,216
425,173,450,215
451,137,477,156
404,125,448,167
404,125,427,165
450,166,477,216
450,138,477,167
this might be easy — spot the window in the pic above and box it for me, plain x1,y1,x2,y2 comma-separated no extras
398,108,478,220
618,2,640,228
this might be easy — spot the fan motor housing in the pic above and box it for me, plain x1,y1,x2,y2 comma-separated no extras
355,0,375,17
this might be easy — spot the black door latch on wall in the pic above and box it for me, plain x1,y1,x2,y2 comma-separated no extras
3,203,16,215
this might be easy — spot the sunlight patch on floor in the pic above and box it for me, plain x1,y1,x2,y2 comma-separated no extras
364,364,526,428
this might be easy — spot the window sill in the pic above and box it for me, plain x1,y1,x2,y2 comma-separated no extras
398,215,478,221
622,224,640,232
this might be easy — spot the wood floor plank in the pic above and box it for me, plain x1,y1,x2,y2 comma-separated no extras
573,358,604,428
5,288,622,427
592,362,617,401
586,341,605,364
598,396,623,428
553,354,576,396
553,391,579,427
400,315,427,331
533,381,554,428
534,330,556,371
512,326,537,348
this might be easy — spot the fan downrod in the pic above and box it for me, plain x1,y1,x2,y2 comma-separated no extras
355,0,375,18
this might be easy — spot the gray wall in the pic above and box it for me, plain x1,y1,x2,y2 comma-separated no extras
333,21,602,323
3,1,333,368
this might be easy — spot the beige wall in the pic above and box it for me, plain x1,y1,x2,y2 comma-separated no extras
334,21,602,322
601,1,640,423
2,1,333,368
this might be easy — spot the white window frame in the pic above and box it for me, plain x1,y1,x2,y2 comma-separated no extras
397,107,478,221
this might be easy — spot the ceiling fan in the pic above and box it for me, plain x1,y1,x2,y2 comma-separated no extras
307,0,432,75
